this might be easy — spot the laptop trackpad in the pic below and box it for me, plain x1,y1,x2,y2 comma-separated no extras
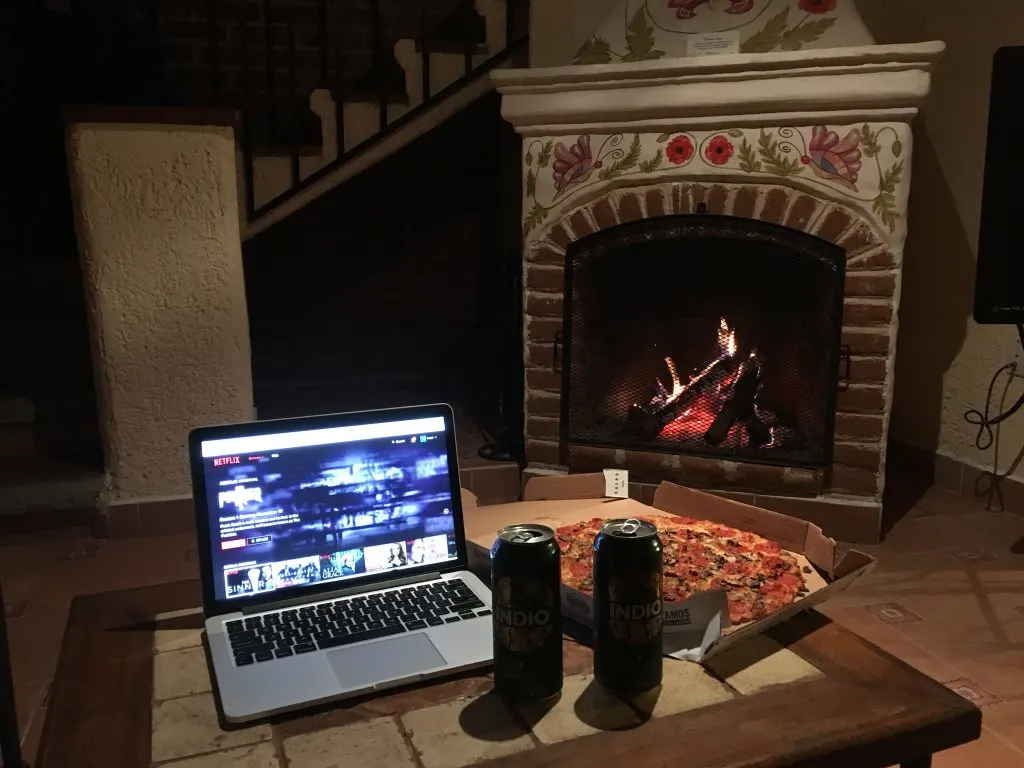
327,634,447,690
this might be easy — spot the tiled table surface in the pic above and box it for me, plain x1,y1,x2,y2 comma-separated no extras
148,608,820,768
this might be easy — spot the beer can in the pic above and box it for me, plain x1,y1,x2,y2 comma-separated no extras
592,518,663,693
490,524,563,701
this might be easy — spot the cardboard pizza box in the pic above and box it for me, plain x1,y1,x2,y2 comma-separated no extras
464,472,876,663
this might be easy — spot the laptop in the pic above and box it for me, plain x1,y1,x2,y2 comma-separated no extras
189,403,494,722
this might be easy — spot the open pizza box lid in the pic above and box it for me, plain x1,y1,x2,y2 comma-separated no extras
464,471,875,663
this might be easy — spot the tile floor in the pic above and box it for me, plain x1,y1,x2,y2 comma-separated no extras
2,486,1024,767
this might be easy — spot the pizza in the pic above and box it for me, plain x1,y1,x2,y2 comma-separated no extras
554,515,810,625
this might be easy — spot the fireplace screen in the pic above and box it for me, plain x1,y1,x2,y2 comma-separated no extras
561,214,846,469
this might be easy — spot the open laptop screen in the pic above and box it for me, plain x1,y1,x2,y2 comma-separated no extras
197,415,459,603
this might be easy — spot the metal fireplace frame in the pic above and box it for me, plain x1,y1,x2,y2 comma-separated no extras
558,213,847,471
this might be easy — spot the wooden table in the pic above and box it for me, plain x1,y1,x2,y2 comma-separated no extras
37,580,981,768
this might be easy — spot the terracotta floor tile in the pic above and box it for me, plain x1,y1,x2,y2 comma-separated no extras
893,575,1024,655
13,679,44,737
863,601,924,624
19,707,45,763
943,677,1003,708
932,730,1024,767
934,651,1024,701
914,487,996,517
35,532,199,601
56,541,102,561
982,699,1024,755
7,598,69,686
818,606,963,683
869,510,1024,559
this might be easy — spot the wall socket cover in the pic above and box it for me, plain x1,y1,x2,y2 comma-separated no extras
603,469,629,499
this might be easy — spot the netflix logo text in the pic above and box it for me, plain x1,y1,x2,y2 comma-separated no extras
213,456,241,467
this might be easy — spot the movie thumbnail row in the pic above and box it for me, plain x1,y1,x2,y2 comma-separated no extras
224,534,452,597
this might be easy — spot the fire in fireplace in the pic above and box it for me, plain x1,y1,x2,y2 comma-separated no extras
561,213,846,469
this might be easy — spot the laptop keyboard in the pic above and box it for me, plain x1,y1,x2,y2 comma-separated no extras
225,578,490,666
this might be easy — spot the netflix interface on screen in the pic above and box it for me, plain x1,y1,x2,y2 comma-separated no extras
200,418,458,602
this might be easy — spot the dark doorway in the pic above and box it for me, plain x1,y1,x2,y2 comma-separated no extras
244,92,524,460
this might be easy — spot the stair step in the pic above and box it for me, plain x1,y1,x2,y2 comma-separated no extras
0,457,104,515
247,0,507,217
0,427,34,458
0,397,34,425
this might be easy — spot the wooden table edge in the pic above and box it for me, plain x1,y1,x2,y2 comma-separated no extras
34,580,982,768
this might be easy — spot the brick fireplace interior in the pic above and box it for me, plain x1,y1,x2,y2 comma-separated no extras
561,210,846,471
525,182,893,509
493,28,943,542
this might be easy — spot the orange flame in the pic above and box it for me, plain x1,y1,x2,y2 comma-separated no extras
718,318,736,357
663,356,683,399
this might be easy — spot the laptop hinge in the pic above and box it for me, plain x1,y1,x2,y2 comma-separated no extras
239,571,445,615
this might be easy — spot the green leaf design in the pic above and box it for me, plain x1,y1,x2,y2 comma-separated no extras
598,134,643,180
525,168,537,198
656,133,672,143
639,149,664,173
740,8,789,54
622,7,664,62
873,160,904,233
756,129,804,177
878,160,904,194
891,138,903,158
537,140,553,168
738,139,762,173
779,16,837,51
727,129,744,139
573,37,612,65
523,203,549,237
861,124,881,159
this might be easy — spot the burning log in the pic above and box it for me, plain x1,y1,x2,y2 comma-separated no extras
704,353,762,447
627,353,737,440
744,415,772,448
743,379,773,447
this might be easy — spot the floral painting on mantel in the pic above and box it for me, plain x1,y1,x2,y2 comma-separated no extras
573,0,870,63
522,124,909,240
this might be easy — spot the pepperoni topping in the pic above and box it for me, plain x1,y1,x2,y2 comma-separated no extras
553,514,806,625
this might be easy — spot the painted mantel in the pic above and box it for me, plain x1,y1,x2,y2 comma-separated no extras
494,42,943,247
490,28,944,541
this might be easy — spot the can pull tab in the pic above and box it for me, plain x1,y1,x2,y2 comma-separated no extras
620,519,641,536
510,531,538,543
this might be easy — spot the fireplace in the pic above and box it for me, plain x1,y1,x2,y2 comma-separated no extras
562,214,846,470
491,14,943,540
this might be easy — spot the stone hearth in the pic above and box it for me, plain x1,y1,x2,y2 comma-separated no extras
492,7,943,540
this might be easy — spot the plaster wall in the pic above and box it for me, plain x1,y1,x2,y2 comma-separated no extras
529,0,619,67
855,0,1024,481
66,122,254,502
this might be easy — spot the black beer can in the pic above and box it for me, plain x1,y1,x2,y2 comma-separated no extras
593,518,664,693
491,524,563,702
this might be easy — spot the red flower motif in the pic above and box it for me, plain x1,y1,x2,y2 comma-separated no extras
704,135,734,166
666,135,695,165
797,0,837,14
668,0,754,19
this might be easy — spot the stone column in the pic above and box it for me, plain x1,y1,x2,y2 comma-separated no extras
66,107,254,521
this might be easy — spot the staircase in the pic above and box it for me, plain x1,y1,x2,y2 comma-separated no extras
0,257,105,516
220,0,529,236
